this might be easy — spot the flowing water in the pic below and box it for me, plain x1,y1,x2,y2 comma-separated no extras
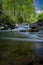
0,30,43,64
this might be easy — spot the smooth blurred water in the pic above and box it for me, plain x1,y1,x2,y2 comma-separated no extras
0,30,43,58
0,30,43,41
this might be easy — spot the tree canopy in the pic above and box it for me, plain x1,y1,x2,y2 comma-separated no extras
0,0,41,23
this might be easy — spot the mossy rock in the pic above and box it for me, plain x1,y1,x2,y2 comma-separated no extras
28,29,39,32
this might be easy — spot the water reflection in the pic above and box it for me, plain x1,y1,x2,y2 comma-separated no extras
33,42,43,58
0,30,43,65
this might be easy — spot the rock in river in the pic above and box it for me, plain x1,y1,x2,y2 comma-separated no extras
29,19,43,32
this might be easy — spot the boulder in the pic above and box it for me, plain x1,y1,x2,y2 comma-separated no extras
36,19,43,26
30,23,39,29
29,19,43,32
28,29,39,32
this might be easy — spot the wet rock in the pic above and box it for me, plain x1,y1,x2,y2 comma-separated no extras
20,30,27,32
15,56,33,65
36,19,43,26
30,23,39,29
33,55,43,65
28,29,39,32
29,19,43,32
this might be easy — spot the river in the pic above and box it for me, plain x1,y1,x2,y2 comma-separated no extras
0,30,43,64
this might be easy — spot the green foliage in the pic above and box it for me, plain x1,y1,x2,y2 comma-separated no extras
0,0,2,14
1,0,38,23
14,0,36,23
38,13,43,20
18,16,23,24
